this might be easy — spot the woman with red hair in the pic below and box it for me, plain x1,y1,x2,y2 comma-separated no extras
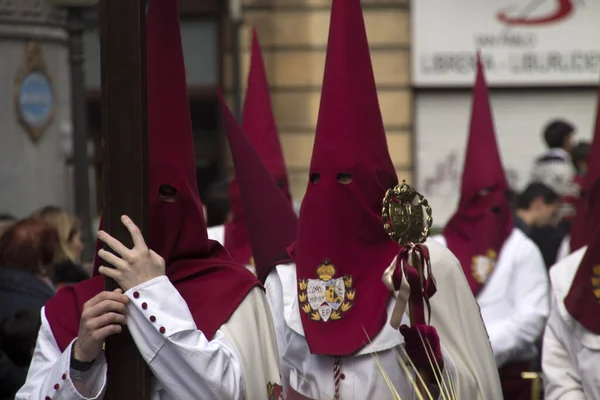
0,218,58,320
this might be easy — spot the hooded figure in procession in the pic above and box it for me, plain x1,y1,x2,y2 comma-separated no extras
433,55,549,400
17,1,281,398
245,1,503,398
542,85,600,400
207,28,295,276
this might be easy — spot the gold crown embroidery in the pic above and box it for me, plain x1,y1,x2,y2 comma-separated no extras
592,264,600,300
298,259,355,322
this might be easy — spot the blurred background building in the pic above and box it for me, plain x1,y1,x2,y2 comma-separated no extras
1,0,599,231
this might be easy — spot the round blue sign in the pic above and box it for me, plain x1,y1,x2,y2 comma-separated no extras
18,71,53,128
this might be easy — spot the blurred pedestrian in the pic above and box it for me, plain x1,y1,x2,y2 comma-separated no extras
31,206,89,289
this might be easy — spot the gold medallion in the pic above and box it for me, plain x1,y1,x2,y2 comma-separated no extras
382,180,433,245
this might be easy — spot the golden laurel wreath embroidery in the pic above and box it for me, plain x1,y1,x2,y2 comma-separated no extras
592,265,600,300
472,249,497,284
298,259,356,322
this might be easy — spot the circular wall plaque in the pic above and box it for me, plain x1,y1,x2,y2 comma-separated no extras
18,71,54,128
14,41,56,143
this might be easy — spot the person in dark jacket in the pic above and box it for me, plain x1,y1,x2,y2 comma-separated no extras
0,219,57,399
0,310,40,399
515,183,565,268
530,119,578,231
0,218,58,319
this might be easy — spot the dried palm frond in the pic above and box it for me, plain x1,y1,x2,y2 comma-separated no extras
368,330,460,400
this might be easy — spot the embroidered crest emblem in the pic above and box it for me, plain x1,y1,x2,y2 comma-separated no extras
472,249,497,284
298,259,355,322
591,265,600,300
267,382,284,400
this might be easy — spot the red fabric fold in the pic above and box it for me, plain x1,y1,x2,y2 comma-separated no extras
45,0,259,352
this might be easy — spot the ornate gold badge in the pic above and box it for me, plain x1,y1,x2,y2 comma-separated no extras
472,249,497,284
14,41,55,143
298,259,355,322
382,180,432,246
591,265,600,300
267,382,284,400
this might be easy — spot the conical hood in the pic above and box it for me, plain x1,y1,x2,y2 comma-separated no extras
569,87,600,252
293,0,399,356
564,85,600,334
218,91,297,283
243,28,289,182
146,0,210,262
443,54,513,295
225,28,292,266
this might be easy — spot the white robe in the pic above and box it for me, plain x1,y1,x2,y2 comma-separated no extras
264,238,502,399
434,228,550,368
16,276,281,400
556,234,571,262
542,246,600,400
207,225,257,276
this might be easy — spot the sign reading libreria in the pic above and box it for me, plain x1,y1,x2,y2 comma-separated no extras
412,1,600,87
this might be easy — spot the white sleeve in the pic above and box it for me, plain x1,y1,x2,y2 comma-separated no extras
264,269,290,395
15,309,107,400
485,241,550,367
124,275,244,400
542,297,586,400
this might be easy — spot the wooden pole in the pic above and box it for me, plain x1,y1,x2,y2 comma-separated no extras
99,0,151,398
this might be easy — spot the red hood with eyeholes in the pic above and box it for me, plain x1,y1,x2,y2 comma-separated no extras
44,0,260,352
291,0,400,357
564,84,600,335
224,28,292,266
443,54,513,296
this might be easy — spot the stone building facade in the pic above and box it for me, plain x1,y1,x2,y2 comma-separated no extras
223,0,412,201
0,1,72,217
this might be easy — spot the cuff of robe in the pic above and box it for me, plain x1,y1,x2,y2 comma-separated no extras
125,275,197,363
55,339,107,400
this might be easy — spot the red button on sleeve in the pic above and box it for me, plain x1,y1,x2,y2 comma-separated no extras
45,397,51,400
141,302,148,310
54,383,60,390
150,315,156,322
61,373,67,380
133,291,140,299
159,326,166,334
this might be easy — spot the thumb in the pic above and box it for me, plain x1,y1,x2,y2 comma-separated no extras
113,288,124,294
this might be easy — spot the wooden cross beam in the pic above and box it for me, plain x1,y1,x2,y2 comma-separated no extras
99,0,151,398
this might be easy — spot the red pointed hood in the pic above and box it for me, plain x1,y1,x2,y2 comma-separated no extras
225,28,292,266
569,88,600,253
564,85,600,334
219,92,297,283
443,54,513,296
45,0,259,352
292,0,399,356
